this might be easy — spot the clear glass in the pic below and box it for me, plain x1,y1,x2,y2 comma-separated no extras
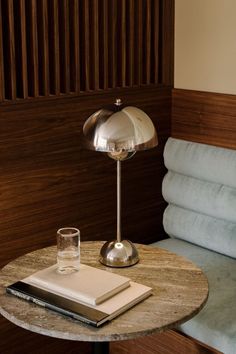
57,227,80,274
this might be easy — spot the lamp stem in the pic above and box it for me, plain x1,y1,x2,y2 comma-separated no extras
117,159,121,243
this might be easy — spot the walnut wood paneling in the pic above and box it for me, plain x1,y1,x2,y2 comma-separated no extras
0,87,170,271
172,89,236,149
0,0,174,102
111,330,222,354
0,321,91,354
0,327,222,354
0,1,174,352
0,87,171,353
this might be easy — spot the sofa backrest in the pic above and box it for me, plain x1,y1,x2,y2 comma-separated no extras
162,138,236,258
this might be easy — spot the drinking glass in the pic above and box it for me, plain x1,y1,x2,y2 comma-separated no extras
57,227,80,274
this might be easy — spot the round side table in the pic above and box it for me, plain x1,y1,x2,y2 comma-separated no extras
0,242,208,354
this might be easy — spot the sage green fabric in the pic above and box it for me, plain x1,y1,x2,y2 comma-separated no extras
162,138,236,258
151,239,236,354
163,204,236,259
162,171,236,223
164,137,236,188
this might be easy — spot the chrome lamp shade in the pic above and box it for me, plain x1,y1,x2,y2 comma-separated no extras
83,99,158,267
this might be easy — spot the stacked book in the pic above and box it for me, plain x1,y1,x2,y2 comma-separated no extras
6,264,152,327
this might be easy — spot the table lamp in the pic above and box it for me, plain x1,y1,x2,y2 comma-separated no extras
83,99,158,267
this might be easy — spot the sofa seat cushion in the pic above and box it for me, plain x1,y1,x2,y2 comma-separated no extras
151,238,236,354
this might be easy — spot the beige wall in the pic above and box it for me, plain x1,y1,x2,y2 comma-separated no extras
175,0,236,94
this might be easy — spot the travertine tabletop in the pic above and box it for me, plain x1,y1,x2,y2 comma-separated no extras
0,241,208,342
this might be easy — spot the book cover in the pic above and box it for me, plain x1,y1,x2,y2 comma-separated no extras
6,280,152,327
22,264,130,306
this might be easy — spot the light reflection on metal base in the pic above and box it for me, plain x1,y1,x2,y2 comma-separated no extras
99,240,139,267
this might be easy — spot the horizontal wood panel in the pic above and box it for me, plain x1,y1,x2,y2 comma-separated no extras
0,86,170,270
172,89,236,150
0,318,91,354
111,330,222,354
0,86,170,352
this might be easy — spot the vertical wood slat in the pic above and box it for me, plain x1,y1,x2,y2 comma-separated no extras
145,0,151,84
101,0,108,89
120,0,126,87
128,0,134,87
19,0,28,98
109,0,117,88
6,0,16,99
50,0,60,95
91,0,99,90
153,0,160,84
28,0,39,97
40,0,49,96
82,1,90,91
161,0,174,86
0,0,5,101
64,0,70,93
59,0,70,93
70,0,80,93
136,0,143,86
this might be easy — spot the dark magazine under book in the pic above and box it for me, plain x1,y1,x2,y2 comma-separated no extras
6,280,152,327
7,281,107,326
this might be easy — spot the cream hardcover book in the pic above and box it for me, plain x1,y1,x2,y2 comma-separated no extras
21,264,130,306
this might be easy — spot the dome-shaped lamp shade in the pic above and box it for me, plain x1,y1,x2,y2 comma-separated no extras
83,105,158,153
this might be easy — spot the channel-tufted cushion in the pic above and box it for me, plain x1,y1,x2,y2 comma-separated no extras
164,137,236,189
152,138,236,354
162,138,236,259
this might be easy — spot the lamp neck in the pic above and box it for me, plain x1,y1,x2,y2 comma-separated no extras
117,160,121,243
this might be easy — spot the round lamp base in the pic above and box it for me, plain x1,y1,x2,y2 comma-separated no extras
99,240,139,267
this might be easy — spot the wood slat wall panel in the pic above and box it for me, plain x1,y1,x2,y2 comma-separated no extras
0,0,173,103
172,89,236,150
